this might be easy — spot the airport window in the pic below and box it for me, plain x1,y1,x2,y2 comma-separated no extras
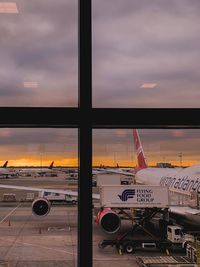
93,0,200,108
1,1,200,267
93,129,200,265
0,128,78,266
0,0,78,107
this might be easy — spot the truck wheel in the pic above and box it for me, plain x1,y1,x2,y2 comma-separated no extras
183,241,190,251
157,244,166,252
123,242,134,254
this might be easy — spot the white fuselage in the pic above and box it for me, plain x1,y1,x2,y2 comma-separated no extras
136,165,200,195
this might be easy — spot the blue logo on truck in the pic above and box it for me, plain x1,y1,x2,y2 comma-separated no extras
118,189,135,201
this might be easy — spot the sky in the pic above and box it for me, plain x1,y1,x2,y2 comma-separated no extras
0,0,78,106
0,1,200,165
0,128,199,167
93,0,200,107
0,128,78,166
93,129,200,167
0,0,200,107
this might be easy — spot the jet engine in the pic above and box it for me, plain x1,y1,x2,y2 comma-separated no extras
32,197,51,216
96,208,121,234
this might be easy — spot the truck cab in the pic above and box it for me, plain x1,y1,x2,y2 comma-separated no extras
167,225,194,248
167,225,183,243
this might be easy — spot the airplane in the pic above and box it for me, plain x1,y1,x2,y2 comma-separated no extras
93,130,200,231
0,130,200,234
0,161,123,235
113,129,200,230
0,160,8,171
16,161,56,177
0,161,13,178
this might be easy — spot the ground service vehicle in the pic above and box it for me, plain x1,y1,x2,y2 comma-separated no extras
43,192,77,205
99,223,196,254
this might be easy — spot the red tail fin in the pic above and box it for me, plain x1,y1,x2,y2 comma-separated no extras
3,161,8,168
49,161,54,169
133,129,148,171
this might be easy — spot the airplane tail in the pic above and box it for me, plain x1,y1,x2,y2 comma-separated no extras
133,129,148,171
3,161,8,168
49,161,54,169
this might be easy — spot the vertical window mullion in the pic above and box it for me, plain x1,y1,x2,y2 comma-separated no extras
78,0,92,266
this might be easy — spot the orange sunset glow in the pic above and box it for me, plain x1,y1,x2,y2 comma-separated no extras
0,129,199,167
0,158,78,167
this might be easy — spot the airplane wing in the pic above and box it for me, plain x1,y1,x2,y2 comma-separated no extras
0,184,100,200
169,206,200,215
101,168,134,176
168,187,191,196
96,168,135,176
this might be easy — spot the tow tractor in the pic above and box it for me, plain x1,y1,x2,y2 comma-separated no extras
99,208,195,254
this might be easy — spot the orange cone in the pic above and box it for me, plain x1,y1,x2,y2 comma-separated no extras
8,220,11,226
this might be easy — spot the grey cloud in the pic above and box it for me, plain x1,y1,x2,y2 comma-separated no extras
93,129,200,165
0,0,78,106
93,0,200,107
0,128,78,145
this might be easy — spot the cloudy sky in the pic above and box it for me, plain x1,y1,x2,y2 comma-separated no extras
0,128,199,167
93,129,200,167
0,0,78,106
0,1,200,165
93,0,200,107
0,128,78,166
0,0,200,106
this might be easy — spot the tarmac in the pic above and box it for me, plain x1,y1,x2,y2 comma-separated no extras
0,173,185,267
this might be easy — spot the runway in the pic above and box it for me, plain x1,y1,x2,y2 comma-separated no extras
0,205,77,267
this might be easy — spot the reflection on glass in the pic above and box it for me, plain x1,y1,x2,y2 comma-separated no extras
0,0,78,106
93,129,200,265
0,128,78,266
93,0,200,107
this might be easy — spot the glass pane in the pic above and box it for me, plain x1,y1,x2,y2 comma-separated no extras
0,0,78,106
93,0,200,107
0,128,78,266
93,129,200,265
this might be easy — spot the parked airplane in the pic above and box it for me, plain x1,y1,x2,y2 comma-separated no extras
94,130,200,231
102,129,200,196
132,129,200,230
0,161,10,178
1,130,200,234
17,161,56,177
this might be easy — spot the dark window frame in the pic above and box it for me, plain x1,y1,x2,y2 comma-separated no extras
0,1,200,267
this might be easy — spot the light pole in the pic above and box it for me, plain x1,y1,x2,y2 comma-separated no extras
178,152,182,167
40,153,43,169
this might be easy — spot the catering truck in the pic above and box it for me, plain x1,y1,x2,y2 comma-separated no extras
98,185,197,254
100,185,169,208
99,224,196,254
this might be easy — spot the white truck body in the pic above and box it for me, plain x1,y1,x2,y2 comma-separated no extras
100,185,169,208
43,192,77,203
97,174,121,186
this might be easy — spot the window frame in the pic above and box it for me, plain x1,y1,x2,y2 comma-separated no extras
0,1,200,267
